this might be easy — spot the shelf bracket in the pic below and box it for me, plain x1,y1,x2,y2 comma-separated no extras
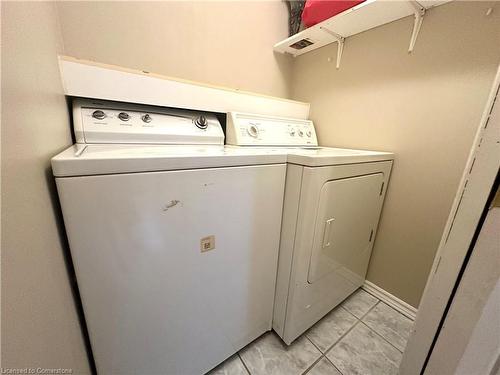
320,27,345,69
408,1,426,53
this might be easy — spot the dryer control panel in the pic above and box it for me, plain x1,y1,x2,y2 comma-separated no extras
226,112,318,147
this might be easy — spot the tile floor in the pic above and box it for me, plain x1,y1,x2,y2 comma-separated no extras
207,289,413,375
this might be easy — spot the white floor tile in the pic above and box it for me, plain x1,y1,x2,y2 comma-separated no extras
341,289,379,318
306,307,358,353
239,331,321,375
361,302,413,351
326,323,402,375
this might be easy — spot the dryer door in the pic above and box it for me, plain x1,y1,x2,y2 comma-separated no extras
307,173,384,284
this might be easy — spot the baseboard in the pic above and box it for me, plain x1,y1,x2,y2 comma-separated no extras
362,281,418,321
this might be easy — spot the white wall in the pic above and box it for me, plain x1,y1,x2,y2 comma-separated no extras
291,1,500,307
1,2,90,372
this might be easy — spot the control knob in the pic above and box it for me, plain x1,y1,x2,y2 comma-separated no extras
195,115,208,129
298,130,304,137
118,112,130,121
306,130,312,137
247,124,259,138
92,110,106,120
142,114,152,123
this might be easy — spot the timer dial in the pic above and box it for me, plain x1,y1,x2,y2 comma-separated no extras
247,124,259,138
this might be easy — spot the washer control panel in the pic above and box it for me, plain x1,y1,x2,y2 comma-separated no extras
74,99,224,145
226,112,317,146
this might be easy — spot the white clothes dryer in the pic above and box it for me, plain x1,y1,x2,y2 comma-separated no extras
226,112,394,344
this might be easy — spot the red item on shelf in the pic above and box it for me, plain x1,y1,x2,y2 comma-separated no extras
301,0,366,28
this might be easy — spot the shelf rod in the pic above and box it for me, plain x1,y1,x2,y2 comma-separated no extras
320,27,345,69
408,1,426,53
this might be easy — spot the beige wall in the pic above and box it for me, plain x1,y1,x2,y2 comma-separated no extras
1,2,90,372
291,1,500,307
56,1,292,98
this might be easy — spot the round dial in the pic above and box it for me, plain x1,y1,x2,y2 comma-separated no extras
92,110,106,120
118,112,130,121
247,124,259,138
142,114,152,123
306,130,312,137
289,128,296,137
298,129,304,137
195,115,208,129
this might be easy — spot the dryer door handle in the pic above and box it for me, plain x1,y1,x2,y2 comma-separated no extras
322,218,335,248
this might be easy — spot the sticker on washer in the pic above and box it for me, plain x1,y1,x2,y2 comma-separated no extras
200,235,215,253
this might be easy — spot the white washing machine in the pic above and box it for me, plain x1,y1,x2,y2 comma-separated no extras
226,112,394,345
52,100,287,374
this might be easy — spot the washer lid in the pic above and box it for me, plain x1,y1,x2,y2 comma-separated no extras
287,147,394,166
52,144,287,177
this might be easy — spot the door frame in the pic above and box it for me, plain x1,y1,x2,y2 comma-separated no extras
425,195,500,374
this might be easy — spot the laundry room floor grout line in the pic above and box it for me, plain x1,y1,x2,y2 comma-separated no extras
302,338,345,375
347,299,409,354
358,320,405,354
323,319,361,355
324,354,345,375
301,299,384,375
237,352,252,375
317,300,408,375
356,299,412,354
301,351,331,375
318,302,380,356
